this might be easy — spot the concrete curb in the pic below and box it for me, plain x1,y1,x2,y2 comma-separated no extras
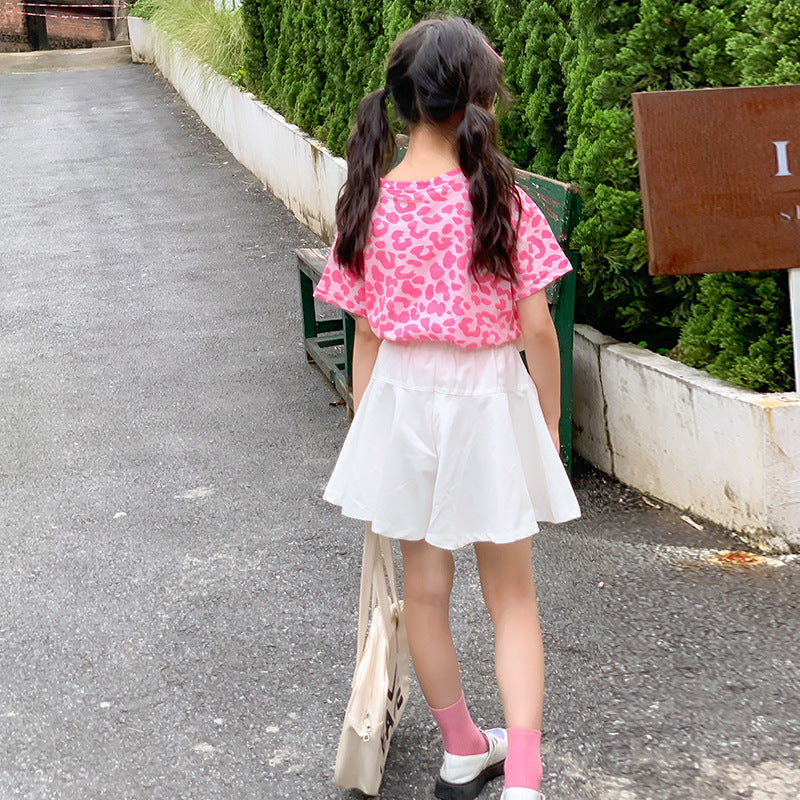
127,17,800,551
0,45,131,74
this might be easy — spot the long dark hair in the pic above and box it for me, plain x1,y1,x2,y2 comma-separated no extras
333,17,520,282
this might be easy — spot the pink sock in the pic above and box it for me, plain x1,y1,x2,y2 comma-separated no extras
428,693,488,756
504,728,542,790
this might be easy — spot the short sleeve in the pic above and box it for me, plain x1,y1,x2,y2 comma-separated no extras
313,238,369,316
512,191,573,301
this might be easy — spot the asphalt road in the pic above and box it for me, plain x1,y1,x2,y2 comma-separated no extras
1,55,799,800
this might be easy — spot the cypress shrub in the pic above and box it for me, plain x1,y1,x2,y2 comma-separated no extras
238,0,798,391
728,0,800,85
267,0,302,114
498,0,571,176
289,0,326,132
678,272,794,392
317,0,350,146
246,0,282,104
240,0,266,96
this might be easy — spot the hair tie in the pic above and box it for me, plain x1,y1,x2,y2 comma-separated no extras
482,39,504,64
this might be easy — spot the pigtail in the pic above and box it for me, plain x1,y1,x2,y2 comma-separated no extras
456,101,520,284
333,88,394,276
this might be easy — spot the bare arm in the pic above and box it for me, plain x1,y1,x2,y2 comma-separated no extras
352,315,382,413
517,290,561,451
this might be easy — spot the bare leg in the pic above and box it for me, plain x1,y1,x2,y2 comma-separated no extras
473,538,544,730
399,539,461,708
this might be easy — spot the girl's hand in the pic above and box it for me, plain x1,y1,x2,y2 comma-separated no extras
517,291,561,451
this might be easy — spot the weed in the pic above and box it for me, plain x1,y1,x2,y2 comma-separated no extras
132,0,247,82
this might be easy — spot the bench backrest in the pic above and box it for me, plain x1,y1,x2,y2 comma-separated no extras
514,169,581,306
513,168,581,472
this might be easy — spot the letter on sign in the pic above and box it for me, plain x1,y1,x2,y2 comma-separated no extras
774,141,793,177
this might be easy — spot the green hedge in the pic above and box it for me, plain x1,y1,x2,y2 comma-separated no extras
240,0,798,392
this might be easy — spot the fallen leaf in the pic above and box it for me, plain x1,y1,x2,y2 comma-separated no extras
710,550,766,568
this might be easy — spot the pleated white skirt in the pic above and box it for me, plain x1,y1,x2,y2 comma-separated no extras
323,340,581,550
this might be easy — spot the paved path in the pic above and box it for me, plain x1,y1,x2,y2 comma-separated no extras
1,58,799,800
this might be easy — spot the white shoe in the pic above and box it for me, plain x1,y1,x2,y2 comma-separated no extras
434,728,507,800
501,788,545,800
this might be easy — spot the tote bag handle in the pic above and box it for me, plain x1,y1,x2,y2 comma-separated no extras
355,523,400,667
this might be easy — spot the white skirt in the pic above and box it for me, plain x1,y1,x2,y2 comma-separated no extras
323,340,581,550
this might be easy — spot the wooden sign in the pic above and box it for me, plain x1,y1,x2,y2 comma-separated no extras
632,84,800,277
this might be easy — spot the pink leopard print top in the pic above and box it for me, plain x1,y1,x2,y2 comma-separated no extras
314,169,572,348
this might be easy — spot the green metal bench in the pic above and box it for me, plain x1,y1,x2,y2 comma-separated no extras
297,246,356,406
297,168,581,471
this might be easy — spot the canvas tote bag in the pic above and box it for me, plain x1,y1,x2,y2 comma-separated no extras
334,523,410,795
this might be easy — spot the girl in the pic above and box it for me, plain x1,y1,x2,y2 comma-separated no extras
315,17,580,800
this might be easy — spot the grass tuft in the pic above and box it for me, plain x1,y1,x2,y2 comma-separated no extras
130,0,246,82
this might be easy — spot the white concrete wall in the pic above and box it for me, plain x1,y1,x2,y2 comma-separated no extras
573,325,800,552
128,18,800,552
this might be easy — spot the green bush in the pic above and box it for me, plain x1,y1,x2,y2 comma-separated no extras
496,0,571,177
678,272,794,392
235,0,797,391
728,0,800,84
